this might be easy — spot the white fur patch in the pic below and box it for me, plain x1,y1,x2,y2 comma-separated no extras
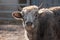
24,30,29,40
22,5,38,10
22,5,38,14
38,8,53,14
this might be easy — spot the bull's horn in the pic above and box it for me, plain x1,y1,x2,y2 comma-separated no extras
38,2,44,9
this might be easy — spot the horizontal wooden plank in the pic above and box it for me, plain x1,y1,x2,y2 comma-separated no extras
0,10,14,13
0,4,28,6
0,18,14,20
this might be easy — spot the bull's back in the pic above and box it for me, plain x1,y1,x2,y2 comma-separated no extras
49,6,60,40
49,6,60,26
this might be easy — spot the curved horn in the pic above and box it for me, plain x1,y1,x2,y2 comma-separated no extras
34,2,44,12
38,2,44,9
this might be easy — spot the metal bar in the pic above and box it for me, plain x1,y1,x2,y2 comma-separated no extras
0,4,28,6
49,4,60,5
0,10,14,13
27,0,30,5
0,18,14,20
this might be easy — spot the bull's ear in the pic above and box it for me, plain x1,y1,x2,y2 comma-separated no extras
12,11,23,20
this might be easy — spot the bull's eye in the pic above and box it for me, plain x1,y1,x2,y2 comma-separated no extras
35,14,38,17
23,17,27,21
34,14,38,20
35,15,37,17
24,19,27,21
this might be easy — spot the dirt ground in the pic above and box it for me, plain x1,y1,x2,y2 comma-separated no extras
0,25,25,40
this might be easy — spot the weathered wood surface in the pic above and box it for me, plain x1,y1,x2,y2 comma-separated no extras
0,25,25,40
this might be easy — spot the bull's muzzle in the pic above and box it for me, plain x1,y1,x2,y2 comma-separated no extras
26,22,33,26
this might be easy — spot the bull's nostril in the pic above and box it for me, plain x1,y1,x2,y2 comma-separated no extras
26,22,33,26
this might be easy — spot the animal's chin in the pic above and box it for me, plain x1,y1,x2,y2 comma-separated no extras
25,25,34,31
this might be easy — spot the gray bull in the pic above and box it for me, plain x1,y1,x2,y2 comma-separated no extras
12,5,58,40
12,5,39,40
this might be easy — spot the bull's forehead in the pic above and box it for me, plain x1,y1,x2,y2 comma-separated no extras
23,10,37,23
23,9,37,19
23,11,35,19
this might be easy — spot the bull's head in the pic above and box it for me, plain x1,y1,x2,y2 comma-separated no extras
12,5,39,31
